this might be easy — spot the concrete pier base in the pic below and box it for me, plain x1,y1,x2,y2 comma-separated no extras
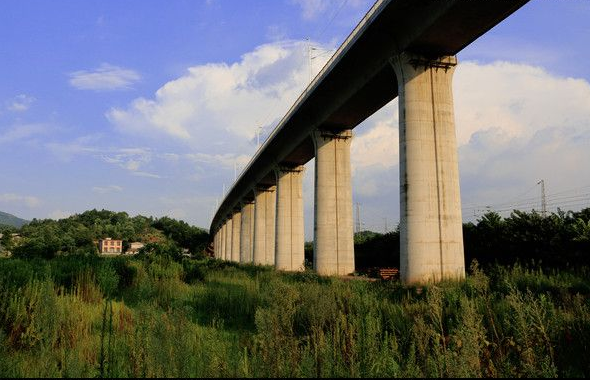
231,211,241,263
312,129,355,276
391,53,465,284
240,201,255,264
275,166,305,272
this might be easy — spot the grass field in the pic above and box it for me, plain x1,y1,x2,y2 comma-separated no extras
0,255,589,378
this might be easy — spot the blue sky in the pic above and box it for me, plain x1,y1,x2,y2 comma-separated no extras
1,0,589,236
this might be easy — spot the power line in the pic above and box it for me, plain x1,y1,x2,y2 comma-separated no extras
463,184,590,212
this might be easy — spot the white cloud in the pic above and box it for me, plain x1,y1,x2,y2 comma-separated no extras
0,194,40,208
69,63,141,91
92,185,123,194
48,210,72,220
7,94,36,112
348,60,590,220
351,106,398,171
106,41,330,154
105,39,590,228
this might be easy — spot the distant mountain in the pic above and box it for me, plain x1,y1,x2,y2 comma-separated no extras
0,211,29,228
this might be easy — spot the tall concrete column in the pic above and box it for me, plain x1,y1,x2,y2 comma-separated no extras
225,218,233,262
391,53,465,284
217,230,222,259
312,129,355,276
253,189,268,265
240,201,255,264
275,166,305,272
253,187,277,266
231,211,241,263
214,230,219,259
220,224,227,261
265,186,277,266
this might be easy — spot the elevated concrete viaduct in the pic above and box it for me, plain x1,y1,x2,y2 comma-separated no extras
210,0,529,284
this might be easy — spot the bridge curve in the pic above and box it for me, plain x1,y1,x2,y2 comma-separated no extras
210,0,529,283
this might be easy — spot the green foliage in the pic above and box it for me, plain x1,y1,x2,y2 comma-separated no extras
1,252,590,378
152,216,209,255
464,208,590,268
6,209,210,259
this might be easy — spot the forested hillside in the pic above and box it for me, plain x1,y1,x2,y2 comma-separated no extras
1,209,209,259
0,211,28,229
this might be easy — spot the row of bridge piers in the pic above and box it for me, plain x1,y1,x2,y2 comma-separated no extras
213,53,466,284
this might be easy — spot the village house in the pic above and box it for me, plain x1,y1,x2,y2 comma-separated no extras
98,238,123,255
127,242,145,255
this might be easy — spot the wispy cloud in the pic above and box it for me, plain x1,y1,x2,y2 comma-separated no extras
0,123,50,144
133,171,162,179
6,94,36,112
291,0,367,20
185,153,251,169
99,148,153,173
0,193,40,208
92,185,123,194
69,63,141,91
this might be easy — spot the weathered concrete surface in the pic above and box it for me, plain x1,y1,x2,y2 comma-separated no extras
312,130,355,276
225,218,233,262
214,231,219,259
231,211,241,263
391,53,465,284
254,188,276,266
240,201,255,264
265,186,277,266
275,167,305,272
220,223,227,261
253,189,267,265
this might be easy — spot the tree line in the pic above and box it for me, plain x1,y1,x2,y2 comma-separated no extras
353,208,590,271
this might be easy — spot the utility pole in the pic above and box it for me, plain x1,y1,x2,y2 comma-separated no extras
383,218,389,234
256,126,263,150
306,37,313,85
538,180,547,217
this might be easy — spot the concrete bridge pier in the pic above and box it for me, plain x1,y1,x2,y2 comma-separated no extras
240,200,255,264
312,129,355,276
224,218,233,261
220,223,227,261
231,211,241,263
253,187,277,266
391,53,465,284
265,186,277,266
213,230,219,259
275,166,305,272
253,189,267,265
